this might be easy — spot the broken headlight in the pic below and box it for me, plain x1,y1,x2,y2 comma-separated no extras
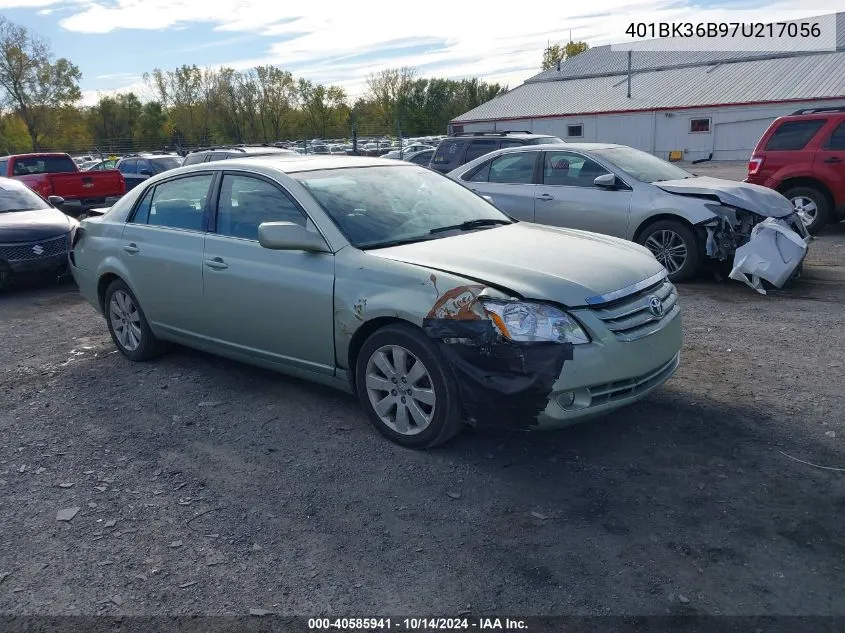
480,299,590,345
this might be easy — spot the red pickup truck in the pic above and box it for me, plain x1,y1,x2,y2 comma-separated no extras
0,152,125,214
745,107,845,234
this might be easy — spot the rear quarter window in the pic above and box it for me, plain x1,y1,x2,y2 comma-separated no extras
431,140,466,165
764,120,826,151
11,155,77,175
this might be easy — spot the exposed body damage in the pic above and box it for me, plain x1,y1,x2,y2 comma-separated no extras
655,179,811,289
729,218,810,294
334,249,575,429
422,286,574,431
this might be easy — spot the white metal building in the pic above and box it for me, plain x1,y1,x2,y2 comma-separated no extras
451,16,845,161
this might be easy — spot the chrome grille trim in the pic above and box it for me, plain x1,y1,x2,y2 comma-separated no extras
0,234,70,262
590,280,679,342
589,354,680,406
584,269,668,306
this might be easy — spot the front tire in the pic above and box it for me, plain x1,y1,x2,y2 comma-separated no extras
355,323,465,448
638,220,700,282
104,279,164,361
783,186,829,235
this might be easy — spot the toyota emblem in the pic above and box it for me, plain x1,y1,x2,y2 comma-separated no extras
32,244,44,255
647,296,664,318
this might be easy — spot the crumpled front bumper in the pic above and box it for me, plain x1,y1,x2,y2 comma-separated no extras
728,217,811,294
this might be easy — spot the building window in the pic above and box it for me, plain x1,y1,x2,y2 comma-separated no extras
567,124,584,138
690,118,711,133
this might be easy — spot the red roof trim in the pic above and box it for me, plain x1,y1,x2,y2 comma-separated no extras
451,95,845,124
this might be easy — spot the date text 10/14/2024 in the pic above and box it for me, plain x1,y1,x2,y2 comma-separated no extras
308,618,528,630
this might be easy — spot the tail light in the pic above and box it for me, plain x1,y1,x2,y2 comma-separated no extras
748,156,764,176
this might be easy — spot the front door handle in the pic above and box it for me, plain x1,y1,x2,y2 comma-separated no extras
536,193,554,201
123,243,139,254
204,257,228,270
823,157,842,164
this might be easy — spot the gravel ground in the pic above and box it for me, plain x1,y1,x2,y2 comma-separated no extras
0,226,843,618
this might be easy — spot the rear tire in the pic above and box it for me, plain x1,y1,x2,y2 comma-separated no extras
637,220,700,282
783,186,829,235
104,279,164,361
355,323,465,448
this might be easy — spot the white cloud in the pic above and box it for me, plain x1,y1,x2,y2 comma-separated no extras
0,0,59,7
60,0,832,101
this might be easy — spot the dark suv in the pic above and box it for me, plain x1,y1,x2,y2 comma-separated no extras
429,131,564,173
746,107,845,234
182,145,297,167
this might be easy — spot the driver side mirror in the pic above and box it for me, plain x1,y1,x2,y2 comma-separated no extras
258,221,329,253
47,195,65,207
594,173,619,189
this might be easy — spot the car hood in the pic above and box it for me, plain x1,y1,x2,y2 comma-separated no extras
0,208,74,242
368,223,665,307
655,176,794,217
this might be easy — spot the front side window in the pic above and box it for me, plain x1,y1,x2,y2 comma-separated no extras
294,165,511,249
543,151,611,187
824,121,845,150
215,174,307,240
143,175,213,231
764,120,826,151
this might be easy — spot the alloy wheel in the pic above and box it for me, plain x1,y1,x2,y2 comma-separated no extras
645,230,688,274
109,289,142,352
791,196,818,227
365,344,436,436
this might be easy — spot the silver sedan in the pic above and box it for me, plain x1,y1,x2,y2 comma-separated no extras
447,143,808,282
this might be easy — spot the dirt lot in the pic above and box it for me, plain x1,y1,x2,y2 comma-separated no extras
1,226,844,618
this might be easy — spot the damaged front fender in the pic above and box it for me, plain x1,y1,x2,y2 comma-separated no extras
422,316,574,432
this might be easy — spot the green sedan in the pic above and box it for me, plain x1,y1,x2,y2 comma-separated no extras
69,155,682,448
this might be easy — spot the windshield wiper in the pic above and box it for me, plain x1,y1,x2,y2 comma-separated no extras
428,218,511,235
358,235,439,250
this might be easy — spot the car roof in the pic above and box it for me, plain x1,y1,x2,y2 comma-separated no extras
444,132,559,140
173,154,410,174
490,142,624,152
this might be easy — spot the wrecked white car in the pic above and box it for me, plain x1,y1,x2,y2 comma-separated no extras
447,143,811,287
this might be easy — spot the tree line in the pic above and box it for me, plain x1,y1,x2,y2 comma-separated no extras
0,17,507,154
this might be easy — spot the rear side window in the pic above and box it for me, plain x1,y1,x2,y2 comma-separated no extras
144,174,213,231
824,122,845,150
181,153,206,166
431,140,465,165
499,139,525,149
764,120,826,151
464,139,499,163
471,152,537,184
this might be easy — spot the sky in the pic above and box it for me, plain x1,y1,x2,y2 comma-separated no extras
0,0,840,105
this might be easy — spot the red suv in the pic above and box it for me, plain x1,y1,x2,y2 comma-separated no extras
746,107,845,234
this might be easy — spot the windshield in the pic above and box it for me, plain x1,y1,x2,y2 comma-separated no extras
293,165,512,248
590,146,693,183
0,180,50,213
151,157,183,173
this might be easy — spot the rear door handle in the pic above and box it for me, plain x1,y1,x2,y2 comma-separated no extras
123,243,139,254
823,157,842,164
204,257,228,270
536,193,554,201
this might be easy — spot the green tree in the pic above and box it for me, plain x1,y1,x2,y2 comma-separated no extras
0,112,32,153
542,40,589,70
138,101,168,146
0,17,81,149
